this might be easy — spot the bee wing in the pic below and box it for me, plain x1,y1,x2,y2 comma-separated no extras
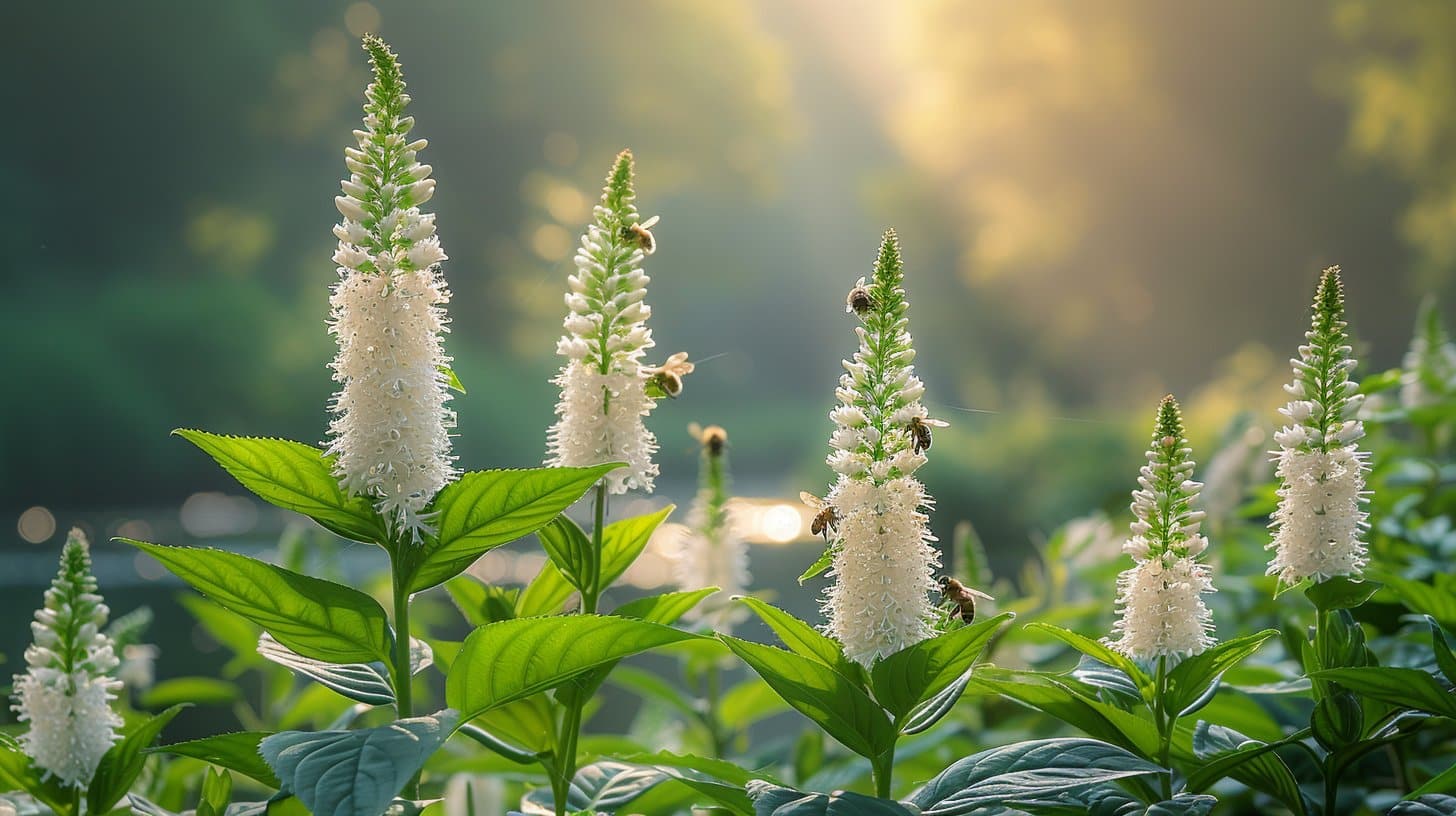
799,491,824,509
965,587,995,601
687,422,704,441
640,215,660,229
923,418,950,427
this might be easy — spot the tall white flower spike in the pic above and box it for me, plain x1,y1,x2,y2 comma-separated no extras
1268,267,1371,585
818,230,946,666
545,150,689,494
326,36,456,540
1400,296,1456,412
1107,396,1217,662
675,424,750,629
11,529,124,787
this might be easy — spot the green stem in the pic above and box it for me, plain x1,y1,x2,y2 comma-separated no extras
1324,758,1341,816
391,563,418,798
1154,655,1172,800
583,481,607,614
872,744,897,800
704,663,727,757
554,695,586,816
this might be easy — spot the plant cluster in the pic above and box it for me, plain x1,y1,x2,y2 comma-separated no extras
4,37,1456,816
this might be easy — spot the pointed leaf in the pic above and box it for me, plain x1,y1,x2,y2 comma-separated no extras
1164,630,1278,718
1427,616,1456,686
515,559,576,617
444,577,518,626
89,704,189,814
409,464,621,592
174,430,387,544
970,668,1161,758
720,636,894,760
599,505,675,588
872,612,1012,719
901,666,976,735
537,515,593,592
127,541,392,664
150,732,280,787
735,597,866,686
1312,667,1456,718
257,633,394,705
615,588,718,625
522,760,666,814
746,782,915,816
1187,723,1307,815
1390,795,1456,815
447,615,699,721
1025,622,1153,702
260,711,457,816
1305,576,1382,611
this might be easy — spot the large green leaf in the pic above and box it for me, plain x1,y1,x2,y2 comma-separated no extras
906,738,1164,815
615,588,718,624
735,597,866,686
89,704,188,815
747,782,916,815
1024,622,1153,703
126,540,392,664
537,515,594,592
1379,573,1456,630
174,430,387,544
1305,576,1382,611
599,505,675,588
150,732,280,787
1186,723,1307,815
1427,616,1456,686
408,464,621,592
0,735,73,813
465,693,557,758
971,668,1161,759
871,613,1012,720
1312,667,1456,718
623,751,771,816
260,711,456,816
1391,795,1456,815
256,633,394,705
515,558,577,617
1164,629,1278,717
447,615,699,721
444,577,518,627
521,760,667,814
720,636,894,760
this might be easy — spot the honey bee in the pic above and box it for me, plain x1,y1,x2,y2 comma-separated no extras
800,491,839,540
906,416,949,454
688,422,728,457
846,276,874,315
938,576,994,625
648,370,683,398
644,351,693,399
623,214,660,255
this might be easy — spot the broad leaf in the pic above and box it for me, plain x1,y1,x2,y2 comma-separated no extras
720,636,894,760
872,612,1012,719
0,735,75,813
257,633,393,705
89,704,188,814
901,666,976,736
1379,573,1456,630
1390,795,1456,815
260,711,457,816
624,750,777,816
174,430,387,544
1427,616,1456,686
907,738,1163,815
150,731,280,787
1164,629,1278,717
736,597,866,686
537,515,593,592
1025,622,1152,703
447,615,699,721
615,588,718,624
599,505,675,588
1305,576,1382,611
444,577,518,626
408,463,620,592
746,782,916,816
1313,667,1456,718
515,559,577,617
126,540,392,664
521,761,666,814
1187,723,1307,815
971,668,1162,759
468,694,557,756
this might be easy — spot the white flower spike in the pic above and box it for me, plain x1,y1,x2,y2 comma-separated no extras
1268,267,1371,585
545,150,689,494
818,230,946,666
675,423,751,629
326,36,456,540
11,529,124,788
1107,396,1217,662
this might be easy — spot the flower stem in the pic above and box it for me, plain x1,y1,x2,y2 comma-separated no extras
1155,655,1173,800
872,744,896,799
551,480,608,816
390,557,418,798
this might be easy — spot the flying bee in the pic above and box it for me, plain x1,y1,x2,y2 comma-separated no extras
648,370,683,398
688,422,728,457
623,214,660,255
846,276,873,315
938,576,994,625
906,416,949,455
800,491,839,540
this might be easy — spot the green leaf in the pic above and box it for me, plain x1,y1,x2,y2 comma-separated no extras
515,559,577,617
260,711,457,816
907,738,1164,815
150,732,280,787
971,668,1161,759
444,577,517,627
1412,762,1456,798
409,463,621,592
901,667,975,736
1391,795,1456,815
1305,576,1382,611
1164,629,1278,718
747,782,916,815
521,761,666,814
1377,573,1456,630
1312,691,1364,751
623,750,771,816
615,588,718,624
139,677,242,708
735,596,866,686
0,737,71,814
1312,667,1456,718
447,615,699,721
458,723,541,765
89,704,188,815
1187,723,1307,815
873,613,1012,720
537,515,593,592
438,364,466,394
1024,622,1153,703
174,430,387,544
797,545,835,584
719,635,894,760
469,694,557,756
599,505,675,588
256,633,394,705
1428,616,1456,687
126,540,393,664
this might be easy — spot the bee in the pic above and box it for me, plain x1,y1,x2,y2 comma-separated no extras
644,351,693,399
906,416,949,455
623,214,660,255
688,422,728,457
846,276,874,315
938,576,994,625
800,491,839,540
648,370,683,398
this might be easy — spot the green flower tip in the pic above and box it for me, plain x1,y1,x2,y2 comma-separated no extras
1315,265,1345,326
1154,394,1185,444
605,148,636,212
58,527,98,594
1417,295,1445,342
361,35,402,83
874,227,903,287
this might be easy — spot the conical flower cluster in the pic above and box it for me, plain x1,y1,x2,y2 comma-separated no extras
326,36,455,540
1107,396,1217,662
1268,268,1370,585
1400,297,1456,411
546,150,689,494
11,529,123,787
819,230,944,666
674,424,750,629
